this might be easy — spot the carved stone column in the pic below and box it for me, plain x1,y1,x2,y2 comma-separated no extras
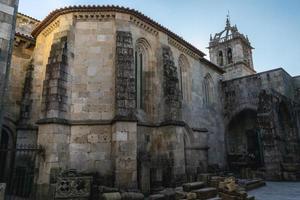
113,31,137,189
115,31,136,120
41,33,69,119
162,46,182,121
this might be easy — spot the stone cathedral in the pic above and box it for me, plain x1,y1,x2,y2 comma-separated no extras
0,5,300,199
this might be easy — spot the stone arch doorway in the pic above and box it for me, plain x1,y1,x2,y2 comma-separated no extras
0,126,15,182
226,109,263,172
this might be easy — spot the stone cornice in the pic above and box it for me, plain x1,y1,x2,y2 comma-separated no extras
14,32,35,48
40,20,60,37
168,37,200,60
209,36,254,49
223,61,256,73
130,15,159,37
31,5,206,58
18,12,40,23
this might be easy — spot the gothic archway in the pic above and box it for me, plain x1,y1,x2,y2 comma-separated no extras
178,54,191,102
226,109,263,172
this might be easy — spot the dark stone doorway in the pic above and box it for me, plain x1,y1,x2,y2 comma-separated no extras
0,129,10,182
227,109,263,173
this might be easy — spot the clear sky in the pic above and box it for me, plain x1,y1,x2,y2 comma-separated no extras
19,0,300,76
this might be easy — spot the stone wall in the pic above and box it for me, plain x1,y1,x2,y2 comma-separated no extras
6,34,35,124
15,13,39,36
222,68,300,180
21,10,226,196
0,0,18,131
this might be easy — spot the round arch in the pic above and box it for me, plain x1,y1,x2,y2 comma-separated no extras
226,109,263,171
225,104,257,126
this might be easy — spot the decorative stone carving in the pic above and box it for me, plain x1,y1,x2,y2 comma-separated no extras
162,46,182,120
115,31,136,119
42,32,69,118
20,60,34,122
55,169,92,199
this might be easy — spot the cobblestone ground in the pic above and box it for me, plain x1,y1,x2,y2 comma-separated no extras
248,181,300,200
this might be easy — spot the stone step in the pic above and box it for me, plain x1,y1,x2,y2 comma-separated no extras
158,188,176,200
183,182,205,192
219,190,248,200
206,197,221,200
148,194,165,200
101,192,122,200
244,179,266,191
247,195,255,200
186,192,197,199
192,187,217,200
121,192,144,200
175,190,186,199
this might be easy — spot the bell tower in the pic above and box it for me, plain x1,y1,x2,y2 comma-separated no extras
208,15,256,80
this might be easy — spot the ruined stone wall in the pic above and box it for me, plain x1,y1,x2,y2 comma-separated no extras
223,68,296,122
292,76,300,140
137,126,186,190
222,68,300,180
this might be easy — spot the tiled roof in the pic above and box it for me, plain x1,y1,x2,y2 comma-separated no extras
15,32,35,42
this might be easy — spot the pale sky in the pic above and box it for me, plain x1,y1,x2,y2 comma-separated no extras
19,0,300,76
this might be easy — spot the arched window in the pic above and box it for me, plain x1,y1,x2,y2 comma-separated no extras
218,51,224,66
135,38,150,109
227,47,233,64
178,54,191,102
203,73,214,105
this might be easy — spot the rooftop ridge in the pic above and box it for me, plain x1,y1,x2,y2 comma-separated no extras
18,12,41,23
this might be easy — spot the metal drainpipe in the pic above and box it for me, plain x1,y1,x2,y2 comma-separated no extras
0,0,19,142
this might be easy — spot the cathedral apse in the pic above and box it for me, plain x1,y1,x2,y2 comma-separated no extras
0,4,299,199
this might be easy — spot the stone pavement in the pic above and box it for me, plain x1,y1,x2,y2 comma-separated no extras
248,181,300,200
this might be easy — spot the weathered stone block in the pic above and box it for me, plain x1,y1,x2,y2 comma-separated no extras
159,188,176,200
101,192,121,200
183,182,205,192
148,194,165,200
98,186,119,193
175,190,186,200
186,192,197,200
192,187,217,200
121,192,144,200
0,183,5,200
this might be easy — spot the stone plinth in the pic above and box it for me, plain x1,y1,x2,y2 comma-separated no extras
112,121,138,189
0,183,6,200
